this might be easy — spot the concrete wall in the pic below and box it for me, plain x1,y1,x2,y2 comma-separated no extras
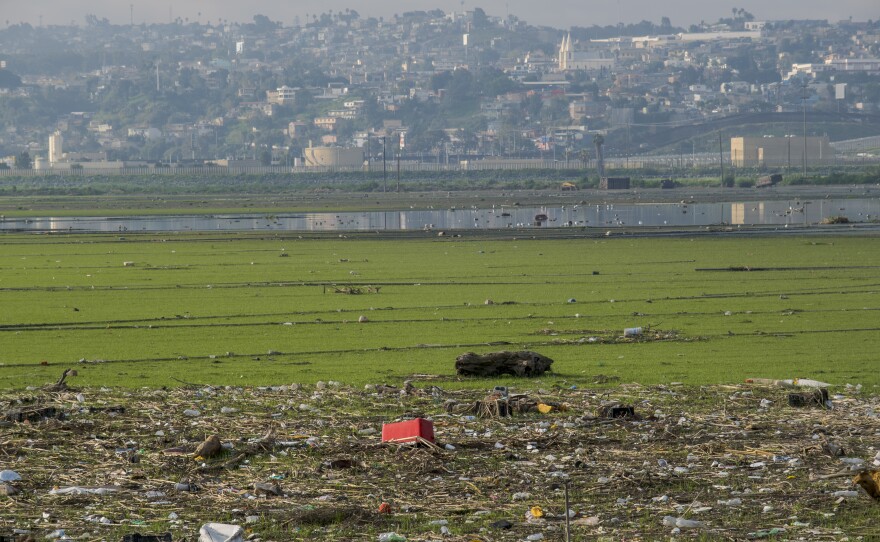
731,136,835,167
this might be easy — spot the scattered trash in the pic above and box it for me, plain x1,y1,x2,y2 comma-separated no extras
662,516,705,529
831,490,860,498
381,418,434,444
378,502,392,514
377,533,406,542
788,388,831,408
490,519,513,529
253,482,282,496
598,404,636,419
623,327,642,337
49,486,118,495
3,380,879,540
0,470,21,482
320,458,357,471
455,351,553,377
746,377,830,388
747,527,786,539
121,534,172,542
5,404,63,423
198,523,243,542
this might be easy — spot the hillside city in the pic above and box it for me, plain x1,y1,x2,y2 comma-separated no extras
0,7,879,173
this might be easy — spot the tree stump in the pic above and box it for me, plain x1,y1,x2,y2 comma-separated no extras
455,351,553,377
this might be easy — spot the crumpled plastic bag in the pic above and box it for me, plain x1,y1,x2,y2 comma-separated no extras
199,523,243,542
49,486,118,495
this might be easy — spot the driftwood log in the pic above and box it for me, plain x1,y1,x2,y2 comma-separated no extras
455,351,553,377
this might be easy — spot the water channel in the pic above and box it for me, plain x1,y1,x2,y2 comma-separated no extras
1,198,878,233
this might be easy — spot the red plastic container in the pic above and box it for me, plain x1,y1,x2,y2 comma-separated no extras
381,418,434,443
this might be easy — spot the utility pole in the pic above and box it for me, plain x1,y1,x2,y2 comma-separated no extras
382,137,387,192
396,132,401,192
719,134,725,187
802,83,808,179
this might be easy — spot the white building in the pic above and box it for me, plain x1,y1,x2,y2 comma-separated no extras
558,34,615,71
676,30,762,42
266,85,297,105
48,131,63,163
785,57,880,80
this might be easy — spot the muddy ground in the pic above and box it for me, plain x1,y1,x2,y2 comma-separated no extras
1,376,879,541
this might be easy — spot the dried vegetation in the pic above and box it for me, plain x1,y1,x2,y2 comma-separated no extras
1,374,879,540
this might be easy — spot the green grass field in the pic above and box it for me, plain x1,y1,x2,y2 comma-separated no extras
1,231,878,390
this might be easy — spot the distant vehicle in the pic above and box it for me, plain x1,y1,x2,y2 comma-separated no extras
756,173,782,188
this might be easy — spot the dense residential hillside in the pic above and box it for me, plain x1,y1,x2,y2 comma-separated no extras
0,9,878,168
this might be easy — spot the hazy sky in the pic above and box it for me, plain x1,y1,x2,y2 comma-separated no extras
3,0,877,29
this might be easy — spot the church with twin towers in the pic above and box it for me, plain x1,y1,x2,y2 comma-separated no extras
557,33,616,71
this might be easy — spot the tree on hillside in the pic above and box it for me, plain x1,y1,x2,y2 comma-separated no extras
15,151,31,169
472,7,489,29
0,69,22,89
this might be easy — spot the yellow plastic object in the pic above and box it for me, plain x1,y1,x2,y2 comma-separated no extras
530,506,544,518
537,403,553,414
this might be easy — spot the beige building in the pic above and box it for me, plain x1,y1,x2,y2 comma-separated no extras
48,131,63,163
266,85,297,105
730,136,834,168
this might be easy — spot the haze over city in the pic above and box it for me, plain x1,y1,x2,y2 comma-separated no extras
3,0,878,28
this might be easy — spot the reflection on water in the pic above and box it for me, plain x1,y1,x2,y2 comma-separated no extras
1,198,878,233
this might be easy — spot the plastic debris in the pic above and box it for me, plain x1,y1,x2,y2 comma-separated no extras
490,519,513,530
121,534,172,542
198,523,243,542
377,533,406,542
0,470,21,482
536,403,553,414
49,486,118,495
662,516,705,529
747,527,786,539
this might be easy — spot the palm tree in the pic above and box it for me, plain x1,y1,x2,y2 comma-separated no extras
593,134,605,178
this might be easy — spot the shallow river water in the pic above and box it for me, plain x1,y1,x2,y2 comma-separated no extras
1,198,878,233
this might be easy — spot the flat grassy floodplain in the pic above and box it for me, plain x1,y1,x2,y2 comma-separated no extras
1,231,878,390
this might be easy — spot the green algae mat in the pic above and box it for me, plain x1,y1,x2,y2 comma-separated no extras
1,231,878,390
